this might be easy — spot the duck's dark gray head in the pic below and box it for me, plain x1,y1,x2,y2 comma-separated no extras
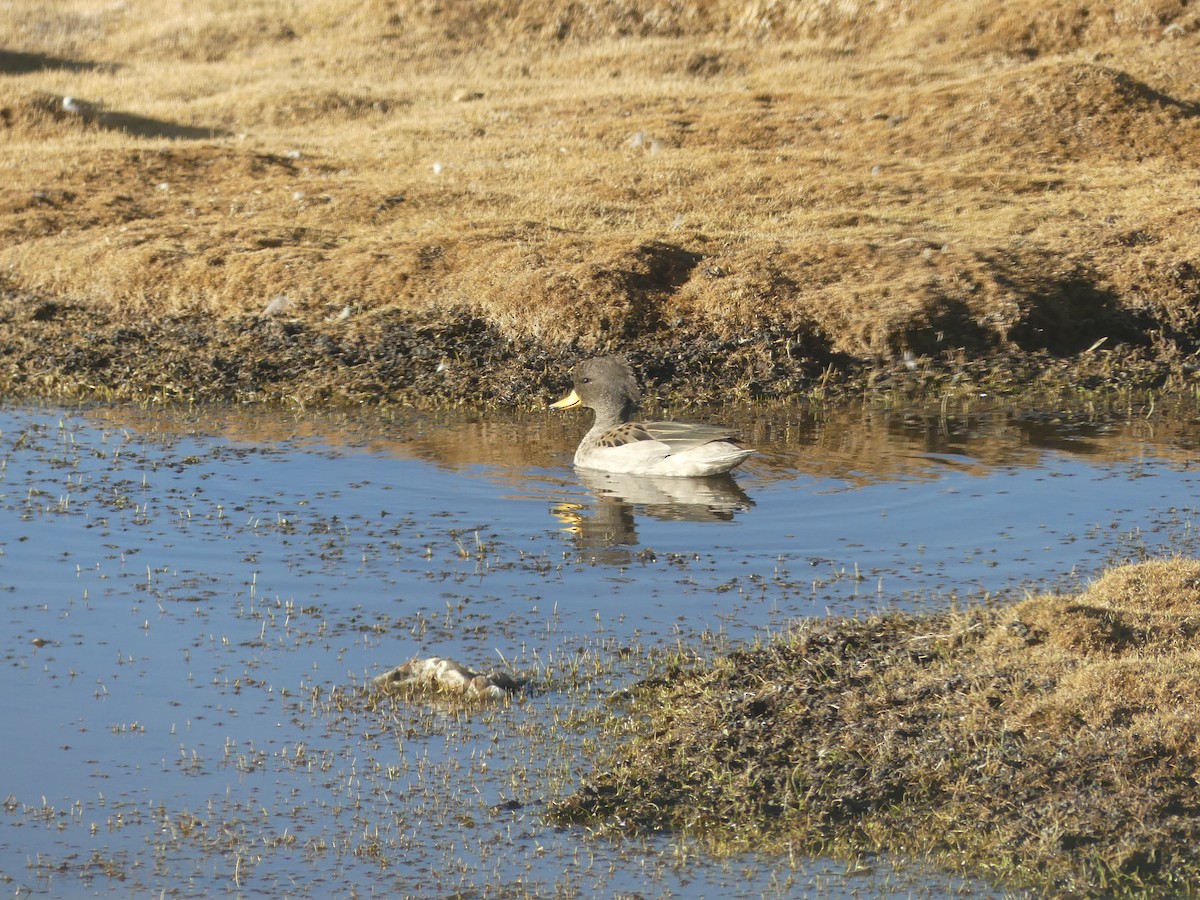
548,356,641,424
574,356,639,404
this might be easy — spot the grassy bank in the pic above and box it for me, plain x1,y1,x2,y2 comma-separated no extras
550,559,1200,895
2,1,1199,405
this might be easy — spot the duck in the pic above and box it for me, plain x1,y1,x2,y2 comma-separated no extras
549,356,754,477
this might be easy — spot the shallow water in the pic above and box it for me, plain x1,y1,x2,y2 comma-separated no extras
2,400,1199,897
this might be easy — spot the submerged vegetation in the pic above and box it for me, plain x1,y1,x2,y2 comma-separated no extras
552,559,1200,895
7,385,1200,894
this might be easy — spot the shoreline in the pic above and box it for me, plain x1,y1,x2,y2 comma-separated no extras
0,291,1189,410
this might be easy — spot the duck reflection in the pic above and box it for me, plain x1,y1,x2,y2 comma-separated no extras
553,470,753,564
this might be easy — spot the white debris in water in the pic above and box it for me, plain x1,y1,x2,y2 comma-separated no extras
373,657,520,700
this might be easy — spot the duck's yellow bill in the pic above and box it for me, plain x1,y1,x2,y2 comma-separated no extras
549,389,581,410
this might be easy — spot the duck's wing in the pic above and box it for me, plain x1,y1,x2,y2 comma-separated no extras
576,423,672,473
579,420,754,476
592,421,660,449
642,420,747,454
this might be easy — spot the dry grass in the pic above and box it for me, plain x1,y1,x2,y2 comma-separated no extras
550,558,1200,895
1,1,1199,403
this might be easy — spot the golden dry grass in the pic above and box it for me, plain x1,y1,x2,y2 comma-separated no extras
0,1,1198,402
552,558,1200,894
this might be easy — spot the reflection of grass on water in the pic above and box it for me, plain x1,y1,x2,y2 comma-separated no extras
551,559,1200,895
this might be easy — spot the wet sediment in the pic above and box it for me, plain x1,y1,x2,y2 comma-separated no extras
0,292,1185,410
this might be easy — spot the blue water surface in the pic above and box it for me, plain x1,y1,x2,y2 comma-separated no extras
2,401,1197,897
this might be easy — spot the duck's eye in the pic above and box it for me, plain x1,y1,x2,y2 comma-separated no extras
581,377,591,384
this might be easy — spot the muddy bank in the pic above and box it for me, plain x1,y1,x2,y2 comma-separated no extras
550,559,1200,895
0,288,1187,409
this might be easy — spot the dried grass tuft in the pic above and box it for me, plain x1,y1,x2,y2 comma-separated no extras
551,558,1200,893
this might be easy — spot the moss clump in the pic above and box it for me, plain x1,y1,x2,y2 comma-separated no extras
551,559,1200,895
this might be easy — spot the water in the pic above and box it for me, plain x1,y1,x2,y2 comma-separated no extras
2,400,1198,897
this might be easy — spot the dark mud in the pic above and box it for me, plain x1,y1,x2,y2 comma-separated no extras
0,290,1186,410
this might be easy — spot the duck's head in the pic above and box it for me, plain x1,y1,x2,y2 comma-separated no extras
549,356,641,419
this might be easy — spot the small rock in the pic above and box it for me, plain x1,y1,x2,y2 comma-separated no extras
264,294,292,317
373,657,521,700
62,96,99,119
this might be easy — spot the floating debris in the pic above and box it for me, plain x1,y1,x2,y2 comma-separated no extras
373,657,521,700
